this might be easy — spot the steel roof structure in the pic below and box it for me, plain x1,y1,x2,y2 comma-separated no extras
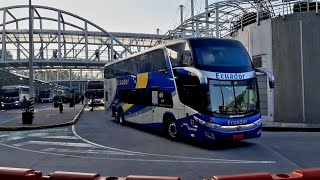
0,5,164,86
164,0,319,39
0,69,66,90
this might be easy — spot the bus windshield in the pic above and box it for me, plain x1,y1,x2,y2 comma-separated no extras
189,39,253,72
1,88,19,98
39,91,51,98
208,79,258,115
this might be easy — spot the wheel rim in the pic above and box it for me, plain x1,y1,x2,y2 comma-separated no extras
168,122,177,138
119,115,123,124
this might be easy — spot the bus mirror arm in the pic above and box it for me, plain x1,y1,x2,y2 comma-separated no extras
255,68,275,89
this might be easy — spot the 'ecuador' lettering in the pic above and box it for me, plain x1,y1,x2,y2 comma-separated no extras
216,73,245,80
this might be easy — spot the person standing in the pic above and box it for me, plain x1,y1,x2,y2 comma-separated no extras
81,94,84,104
22,96,28,112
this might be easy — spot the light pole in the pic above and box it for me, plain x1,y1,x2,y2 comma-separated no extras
28,0,35,120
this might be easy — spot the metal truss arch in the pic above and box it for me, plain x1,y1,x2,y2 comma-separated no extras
0,4,164,85
165,0,310,39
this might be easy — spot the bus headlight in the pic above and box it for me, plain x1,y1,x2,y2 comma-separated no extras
207,122,221,129
14,101,19,103
253,118,262,126
194,116,206,125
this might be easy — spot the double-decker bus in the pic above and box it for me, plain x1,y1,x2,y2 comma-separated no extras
104,38,274,142
86,80,104,106
0,85,30,109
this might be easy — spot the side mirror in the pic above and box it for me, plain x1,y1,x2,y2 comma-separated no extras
255,68,275,89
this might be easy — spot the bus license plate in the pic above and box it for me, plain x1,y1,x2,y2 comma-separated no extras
233,134,244,140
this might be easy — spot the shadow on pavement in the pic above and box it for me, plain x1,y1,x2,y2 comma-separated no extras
109,118,256,151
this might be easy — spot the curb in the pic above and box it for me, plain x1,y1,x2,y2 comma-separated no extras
0,105,86,131
262,126,320,132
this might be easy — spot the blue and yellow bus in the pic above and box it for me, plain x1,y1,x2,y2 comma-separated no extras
104,38,274,142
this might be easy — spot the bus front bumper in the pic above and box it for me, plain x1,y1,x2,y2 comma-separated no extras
181,118,263,142
203,124,262,142
1,102,20,109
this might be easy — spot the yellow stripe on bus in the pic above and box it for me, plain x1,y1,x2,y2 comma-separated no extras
123,103,134,111
136,73,148,88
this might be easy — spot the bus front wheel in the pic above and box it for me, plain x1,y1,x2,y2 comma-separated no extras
165,118,178,140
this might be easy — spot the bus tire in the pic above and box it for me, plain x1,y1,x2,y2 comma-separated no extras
165,117,178,141
119,111,126,126
117,108,126,125
111,106,116,117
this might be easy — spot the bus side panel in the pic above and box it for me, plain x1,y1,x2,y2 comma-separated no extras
122,103,150,124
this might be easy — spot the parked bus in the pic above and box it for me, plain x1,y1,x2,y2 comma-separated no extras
39,89,53,103
0,85,29,109
104,38,274,142
86,80,104,106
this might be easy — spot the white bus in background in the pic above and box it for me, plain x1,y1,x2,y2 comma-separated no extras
0,85,29,109
56,89,65,96
39,89,53,103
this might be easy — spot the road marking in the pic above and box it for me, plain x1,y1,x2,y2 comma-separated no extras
71,125,276,164
0,142,276,164
0,135,9,138
0,136,26,142
259,143,300,168
27,133,49,137
39,136,78,140
42,148,143,156
0,133,77,143
13,141,96,148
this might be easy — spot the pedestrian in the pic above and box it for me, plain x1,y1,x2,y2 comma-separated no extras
81,94,84,104
22,96,28,112
90,95,94,112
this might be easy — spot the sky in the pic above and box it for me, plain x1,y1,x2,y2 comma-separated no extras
1,0,208,34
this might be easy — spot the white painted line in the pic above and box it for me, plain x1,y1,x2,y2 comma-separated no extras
42,148,142,156
259,143,300,168
13,141,96,148
0,134,9,138
0,136,25,142
71,125,276,164
0,142,276,164
27,133,49,137
39,136,78,140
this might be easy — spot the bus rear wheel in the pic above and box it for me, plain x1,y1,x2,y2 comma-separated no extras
165,118,178,140
116,109,126,126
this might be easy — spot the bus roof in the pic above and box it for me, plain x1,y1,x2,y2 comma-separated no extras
104,37,242,68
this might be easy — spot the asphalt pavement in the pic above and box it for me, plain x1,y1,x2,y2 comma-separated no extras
0,106,318,180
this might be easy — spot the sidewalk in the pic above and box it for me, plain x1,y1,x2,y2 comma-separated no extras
263,121,320,131
0,104,85,131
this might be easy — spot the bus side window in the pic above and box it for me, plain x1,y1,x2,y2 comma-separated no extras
167,42,193,68
150,49,167,73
